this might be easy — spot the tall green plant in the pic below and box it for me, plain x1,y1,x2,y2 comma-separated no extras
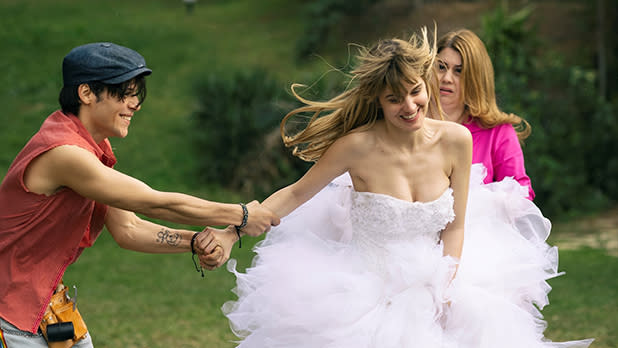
191,69,310,198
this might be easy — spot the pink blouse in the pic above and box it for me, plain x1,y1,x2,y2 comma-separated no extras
462,119,535,200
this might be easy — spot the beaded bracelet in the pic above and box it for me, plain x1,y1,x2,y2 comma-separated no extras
190,232,204,277
234,203,248,248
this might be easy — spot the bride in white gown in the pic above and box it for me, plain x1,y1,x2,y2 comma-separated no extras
207,28,594,348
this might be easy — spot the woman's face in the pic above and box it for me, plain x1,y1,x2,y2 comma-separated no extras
436,47,463,115
378,79,428,132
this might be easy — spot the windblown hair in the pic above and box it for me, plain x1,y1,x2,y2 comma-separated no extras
437,29,530,143
281,28,442,162
58,75,147,116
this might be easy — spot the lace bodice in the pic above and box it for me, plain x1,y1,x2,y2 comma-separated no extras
348,188,455,270
350,188,455,241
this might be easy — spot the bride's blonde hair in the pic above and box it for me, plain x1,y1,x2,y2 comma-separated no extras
281,27,442,162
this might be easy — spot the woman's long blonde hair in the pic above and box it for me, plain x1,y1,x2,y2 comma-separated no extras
437,29,531,143
281,28,441,162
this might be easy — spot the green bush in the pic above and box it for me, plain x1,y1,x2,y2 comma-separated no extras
191,68,310,198
481,5,617,218
191,65,356,198
295,0,379,61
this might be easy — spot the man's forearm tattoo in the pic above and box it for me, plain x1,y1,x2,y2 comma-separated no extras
156,228,181,247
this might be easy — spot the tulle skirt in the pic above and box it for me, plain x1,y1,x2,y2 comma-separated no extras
222,165,594,348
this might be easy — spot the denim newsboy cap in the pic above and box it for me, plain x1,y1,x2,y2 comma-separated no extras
62,42,152,85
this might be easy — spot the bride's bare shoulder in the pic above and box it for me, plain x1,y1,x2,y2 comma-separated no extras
332,126,378,151
426,118,471,146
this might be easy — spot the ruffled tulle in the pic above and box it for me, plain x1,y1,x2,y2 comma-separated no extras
457,164,561,317
222,165,593,348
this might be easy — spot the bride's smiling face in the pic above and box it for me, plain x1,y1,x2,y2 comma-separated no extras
378,79,428,132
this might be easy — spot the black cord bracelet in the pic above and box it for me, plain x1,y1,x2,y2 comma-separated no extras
234,203,248,248
190,232,204,277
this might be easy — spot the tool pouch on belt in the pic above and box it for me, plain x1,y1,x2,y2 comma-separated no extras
39,283,88,348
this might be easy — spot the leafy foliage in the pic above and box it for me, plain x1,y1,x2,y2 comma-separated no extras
295,0,380,61
481,4,618,218
191,68,311,197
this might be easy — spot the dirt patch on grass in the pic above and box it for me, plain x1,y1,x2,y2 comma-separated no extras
551,206,618,256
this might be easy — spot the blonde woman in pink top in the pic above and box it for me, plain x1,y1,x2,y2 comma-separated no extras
431,29,593,345
436,29,534,200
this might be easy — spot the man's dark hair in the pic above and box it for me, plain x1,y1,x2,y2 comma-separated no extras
58,74,147,116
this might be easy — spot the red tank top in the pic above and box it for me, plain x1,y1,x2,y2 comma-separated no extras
0,110,116,333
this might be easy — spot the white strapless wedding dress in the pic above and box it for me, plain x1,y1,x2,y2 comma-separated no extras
222,164,594,348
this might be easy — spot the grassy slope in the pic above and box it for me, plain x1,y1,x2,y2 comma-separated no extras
0,0,312,196
1,1,615,347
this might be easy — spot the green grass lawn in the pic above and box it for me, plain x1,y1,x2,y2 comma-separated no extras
543,248,617,348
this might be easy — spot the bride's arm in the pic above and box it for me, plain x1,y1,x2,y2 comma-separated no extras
197,134,364,269
201,134,361,266
263,135,359,219
440,125,472,261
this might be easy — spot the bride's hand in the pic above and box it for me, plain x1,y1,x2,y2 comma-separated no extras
195,226,237,270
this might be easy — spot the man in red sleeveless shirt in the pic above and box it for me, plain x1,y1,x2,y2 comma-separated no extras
0,42,279,347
